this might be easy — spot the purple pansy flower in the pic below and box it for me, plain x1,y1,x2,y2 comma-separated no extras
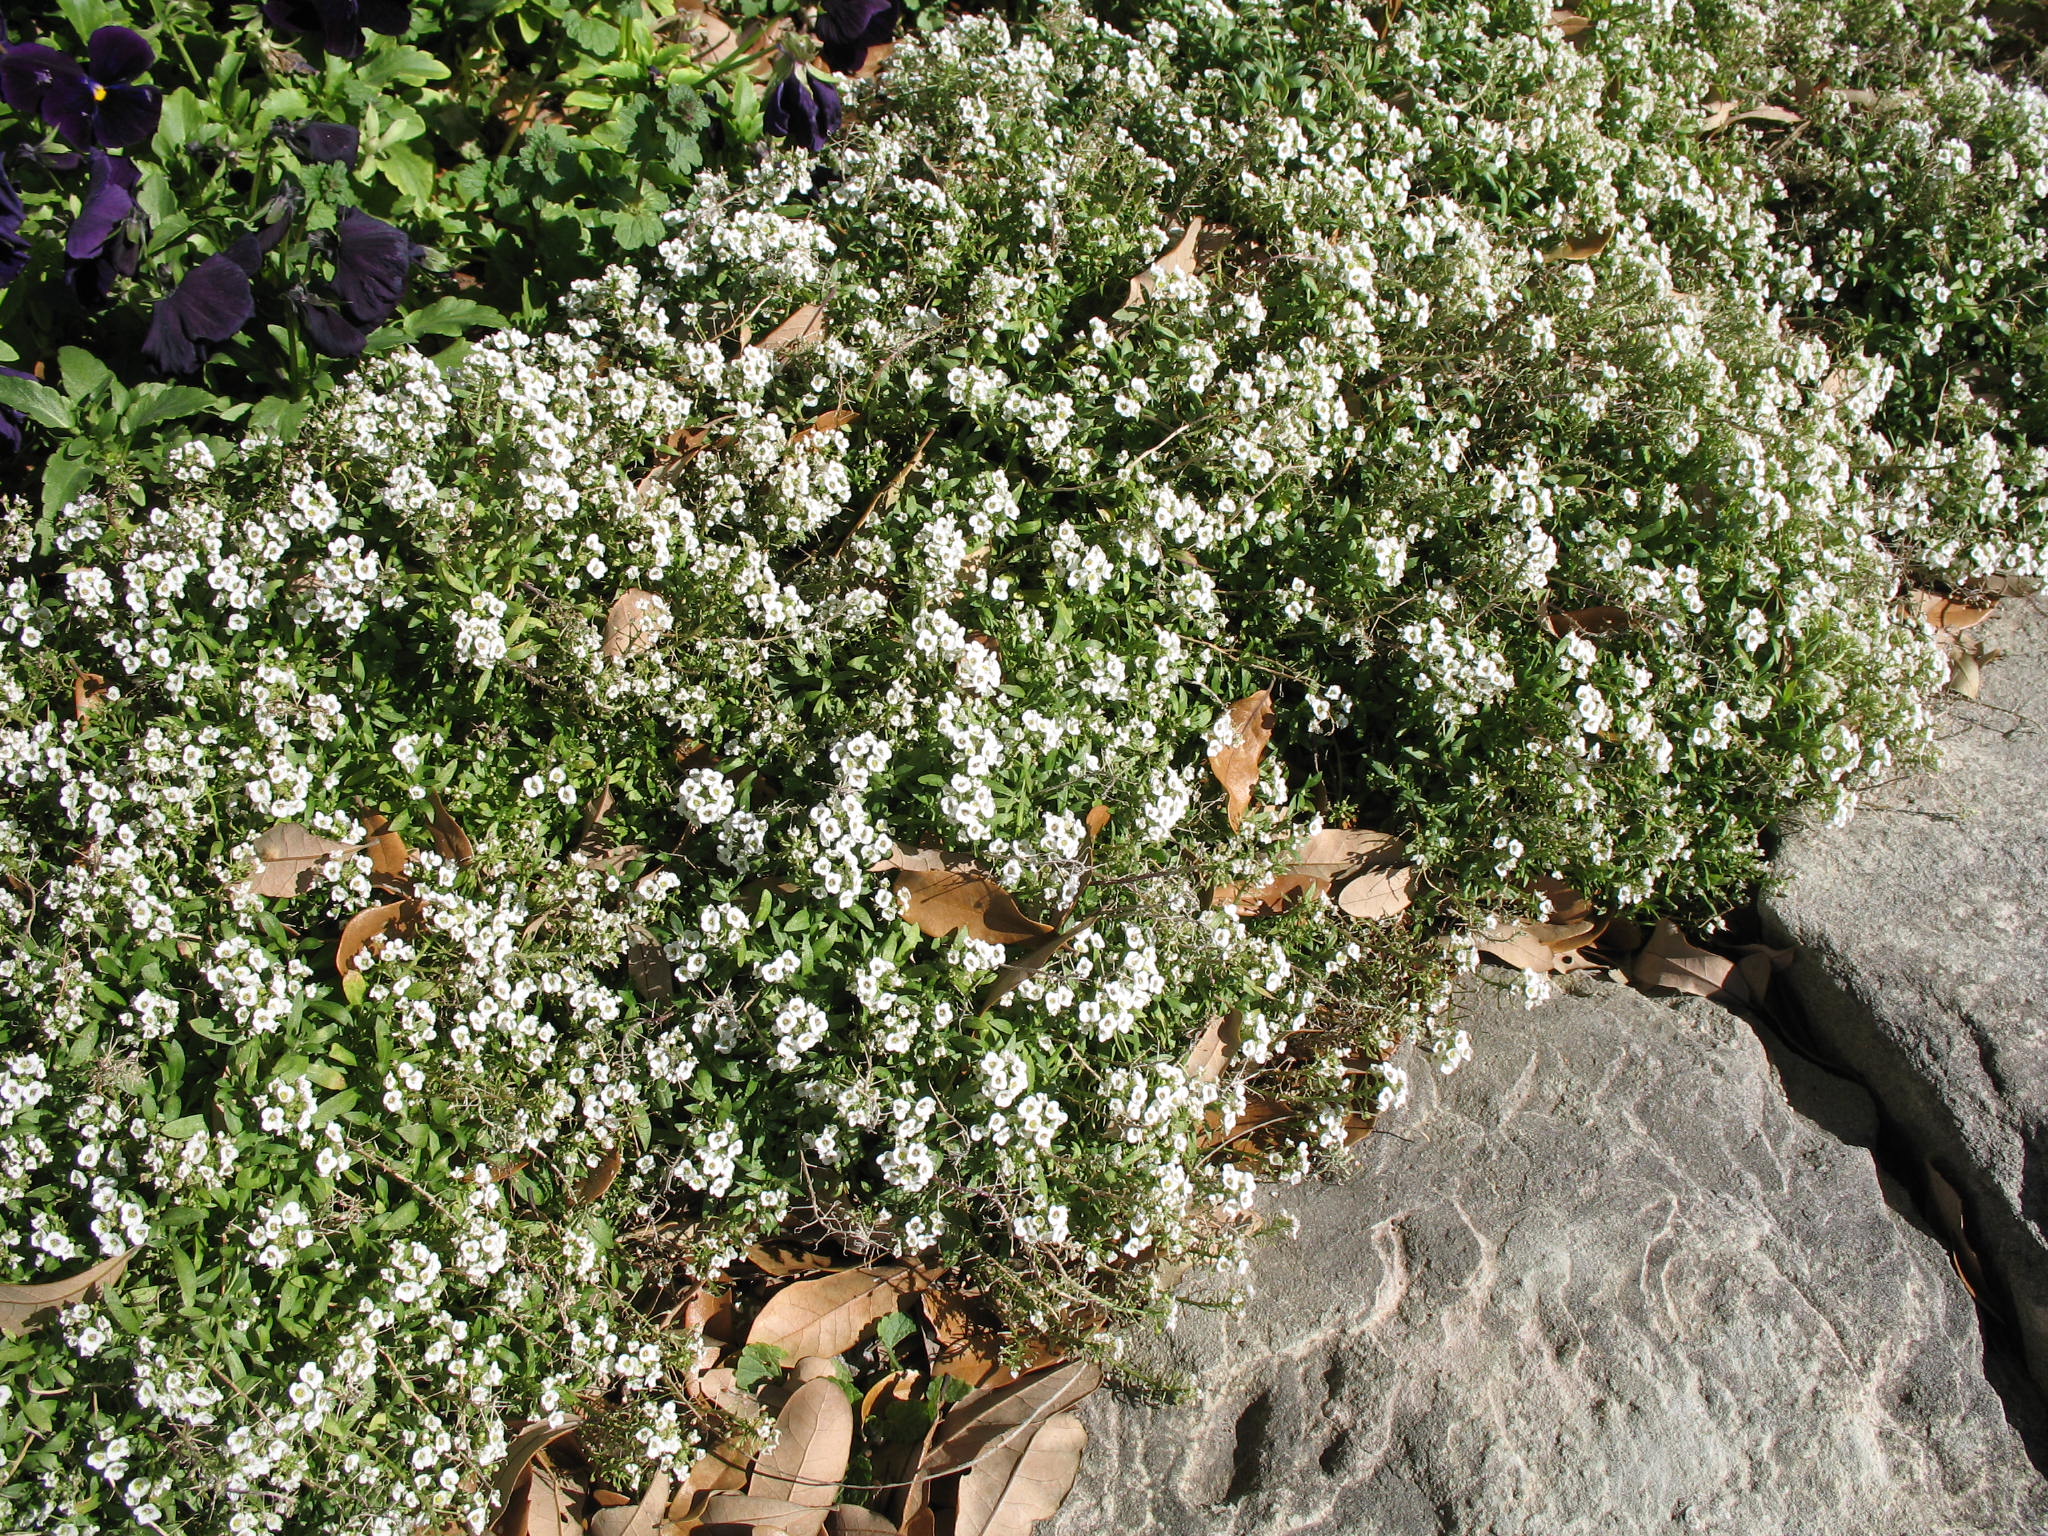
293,288,369,357
0,27,162,150
65,150,141,305
0,161,28,288
814,0,898,76
142,254,256,376
763,70,842,152
328,206,424,326
262,0,411,60
283,120,361,166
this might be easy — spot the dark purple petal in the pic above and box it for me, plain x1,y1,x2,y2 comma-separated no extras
288,120,360,166
297,292,368,356
0,44,82,117
66,229,136,307
85,25,154,86
90,83,161,148
0,231,27,289
0,159,23,240
222,233,265,276
357,0,411,38
142,254,255,375
815,0,897,75
763,72,841,152
330,206,424,325
40,75,99,147
262,0,322,35
254,192,298,254
66,151,139,260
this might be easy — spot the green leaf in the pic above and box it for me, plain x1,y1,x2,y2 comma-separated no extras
356,45,453,87
564,11,622,54
342,971,369,1006
0,375,74,431
160,1114,209,1139
56,349,110,402
876,1309,917,1354
734,1342,787,1392
153,88,209,158
377,140,438,206
123,385,223,434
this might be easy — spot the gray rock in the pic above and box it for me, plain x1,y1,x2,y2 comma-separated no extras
1763,599,2048,1386
1053,982,2044,1536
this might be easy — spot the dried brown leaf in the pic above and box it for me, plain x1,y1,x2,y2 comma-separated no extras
916,1360,1101,1480
747,1267,918,1361
521,1463,585,1536
1229,827,1405,915
698,1495,828,1535
749,1376,854,1507
954,1412,1087,1536
1917,590,1997,633
490,1420,583,1534
336,899,419,979
0,1249,135,1338
747,1243,840,1278
1334,865,1413,920
589,1471,671,1536
1477,917,1598,974
1541,606,1633,637
1126,216,1205,310
1184,1012,1240,1084
1543,231,1611,262
248,822,351,898
824,1508,897,1536
1208,690,1274,830
754,305,827,355
1700,99,1736,132
626,929,676,1007
1084,804,1111,841
677,1442,753,1502
360,811,411,880
790,410,862,449
1731,103,1803,126
1949,650,1984,700
428,791,475,866
1547,8,1591,34
892,867,1053,946
572,785,618,864
693,1367,767,1422
604,589,669,661
574,1147,624,1207
1629,918,1746,1005
1533,876,1594,925
980,919,1095,1013
72,672,108,722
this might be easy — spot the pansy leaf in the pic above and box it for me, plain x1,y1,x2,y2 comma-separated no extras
122,383,222,432
355,46,451,87
0,374,76,431
40,438,97,518
56,347,110,401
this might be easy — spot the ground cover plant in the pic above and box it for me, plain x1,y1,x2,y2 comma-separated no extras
1,0,2045,1531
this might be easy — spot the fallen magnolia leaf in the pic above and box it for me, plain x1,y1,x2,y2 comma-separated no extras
1229,827,1404,915
1949,649,1983,700
754,304,827,355
489,1420,583,1535
1699,99,1736,132
1628,918,1744,1005
980,918,1096,1014
915,1360,1101,1481
246,821,352,898
1184,1012,1239,1084
336,898,420,979
790,409,861,450
428,791,475,867
749,1374,854,1508
572,784,617,865
1533,875,1594,924
573,1147,624,1207
604,589,670,660
72,672,108,721
0,1249,135,1338
881,853,1053,946
1540,606,1633,637
1208,689,1275,831
1547,8,1591,35
697,1494,829,1535
746,1266,919,1361
513,1461,584,1536
1542,231,1611,262
1334,865,1413,920
953,1412,1087,1536
1126,216,1205,310
1476,916,1599,973
747,1242,840,1278
361,811,411,881
1731,103,1803,126
692,1367,766,1422
825,1507,897,1536
1084,804,1112,840
923,1291,1009,1389
675,1440,753,1502
1916,590,1997,633
626,928,676,1007
589,1471,670,1536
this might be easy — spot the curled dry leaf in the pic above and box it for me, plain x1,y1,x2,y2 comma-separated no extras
697,1494,829,1535
361,811,411,881
916,1359,1101,1480
1208,690,1275,831
626,928,676,1007
489,1419,583,1534
572,784,617,864
980,918,1096,1014
1542,231,1611,262
747,1242,840,1278
428,791,475,866
746,1266,919,1361
1547,8,1591,35
1126,216,1205,310
1184,1011,1240,1084
72,672,108,721
1917,589,1997,633
573,1147,624,1207
825,1507,897,1536
1229,827,1403,916
1949,649,1984,700
604,589,669,660
247,821,352,898
0,1249,135,1337
588,1471,670,1536
676,1440,753,1502
880,853,1052,947
1541,606,1633,637
1476,917,1599,973
1084,804,1111,840
790,409,861,450
749,1375,855,1508
336,898,420,979
1731,103,1803,126
754,305,827,355
954,1412,1087,1536
693,1367,767,1422
1700,99,1736,132
514,1462,584,1536
1628,918,1744,1005
1334,865,1413,920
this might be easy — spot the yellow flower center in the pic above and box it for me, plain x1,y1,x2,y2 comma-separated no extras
92,84,108,102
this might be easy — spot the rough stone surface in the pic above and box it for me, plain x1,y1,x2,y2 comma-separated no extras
1052,982,2044,1536
1763,599,2048,1384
